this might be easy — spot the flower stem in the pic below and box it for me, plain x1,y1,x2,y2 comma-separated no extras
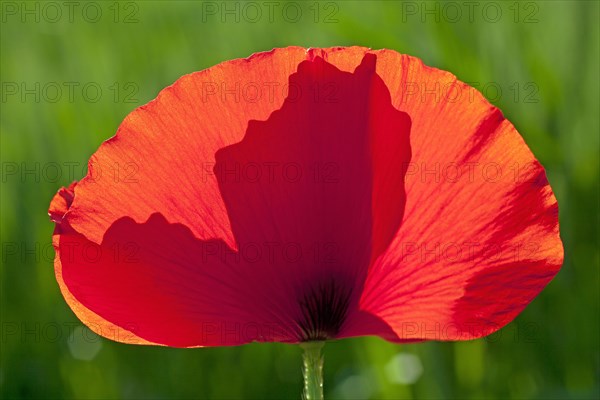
301,341,325,400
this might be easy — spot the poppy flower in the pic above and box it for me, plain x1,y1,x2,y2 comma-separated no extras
49,47,562,351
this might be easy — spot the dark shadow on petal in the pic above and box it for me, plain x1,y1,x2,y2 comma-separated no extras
59,213,302,347
214,53,412,340
451,259,560,339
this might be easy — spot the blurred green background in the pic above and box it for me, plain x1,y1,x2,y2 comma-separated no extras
1,1,598,399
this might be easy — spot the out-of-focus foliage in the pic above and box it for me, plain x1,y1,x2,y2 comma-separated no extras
1,1,598,399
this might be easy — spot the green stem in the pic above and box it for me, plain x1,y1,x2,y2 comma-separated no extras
301,341,325,400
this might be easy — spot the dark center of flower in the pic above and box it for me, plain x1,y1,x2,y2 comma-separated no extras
297,279,352,341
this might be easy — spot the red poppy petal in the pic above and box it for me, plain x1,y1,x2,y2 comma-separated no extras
342,50,563,341
52,47,414,345
53,48,313,346
51,47,307,346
